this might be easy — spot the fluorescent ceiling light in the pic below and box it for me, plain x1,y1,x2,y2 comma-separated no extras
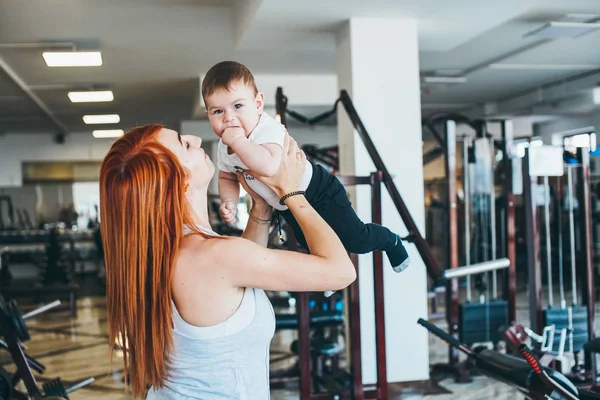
68,90,114,103
594,87,600,105
83,114,120,124
524,22,600,38
93,129,124,138
490,63,599,70
423,76,467,84
42,51,102,67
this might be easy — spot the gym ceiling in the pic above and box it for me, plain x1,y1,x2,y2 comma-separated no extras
1,0,600,136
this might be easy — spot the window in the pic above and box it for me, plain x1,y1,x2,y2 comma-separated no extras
514,137,543,158
563,133,596,153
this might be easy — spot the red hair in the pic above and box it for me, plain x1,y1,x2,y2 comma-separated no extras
99,124,209,398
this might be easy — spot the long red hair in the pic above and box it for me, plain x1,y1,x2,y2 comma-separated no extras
99,124,208,398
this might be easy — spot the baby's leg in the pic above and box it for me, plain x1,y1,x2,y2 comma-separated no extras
320,181,410,272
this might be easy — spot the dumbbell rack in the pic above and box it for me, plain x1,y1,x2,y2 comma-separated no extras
0,228,81,317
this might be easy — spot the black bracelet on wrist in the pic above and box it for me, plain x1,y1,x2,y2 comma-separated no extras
279,191,305,205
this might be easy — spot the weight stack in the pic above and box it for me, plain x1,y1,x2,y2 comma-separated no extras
458,301,509,345
542,306,589,353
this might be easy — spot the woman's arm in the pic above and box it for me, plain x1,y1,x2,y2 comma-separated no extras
201,134,356,292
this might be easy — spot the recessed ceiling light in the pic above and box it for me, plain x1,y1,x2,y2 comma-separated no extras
423,76,467,84
93,129,124,138
524,22,600,39
83,114,120,124
42,51,103,67
490,63,599,70
68,90,114,103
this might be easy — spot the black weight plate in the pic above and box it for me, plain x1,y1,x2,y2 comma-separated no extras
0,367,12,400
7,300,29,342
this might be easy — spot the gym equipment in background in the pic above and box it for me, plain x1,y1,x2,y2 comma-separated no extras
417,318,600,400
0,294,94,399
522,146,595,382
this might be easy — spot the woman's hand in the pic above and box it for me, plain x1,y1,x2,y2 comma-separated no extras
254,131,306,198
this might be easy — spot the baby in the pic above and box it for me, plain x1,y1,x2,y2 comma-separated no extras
203,61,410,275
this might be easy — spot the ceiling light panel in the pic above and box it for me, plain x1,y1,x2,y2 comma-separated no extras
42,51,103,67
93,129,124,138
489,64,599,70
83,114,120,124
68,91,114,103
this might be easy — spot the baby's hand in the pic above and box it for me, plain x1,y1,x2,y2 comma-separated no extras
219,201,237,224
222,127,246,147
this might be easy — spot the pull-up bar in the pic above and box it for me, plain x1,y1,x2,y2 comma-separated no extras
444,258,510,280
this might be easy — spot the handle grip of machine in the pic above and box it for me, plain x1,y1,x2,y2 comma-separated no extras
518,344,579,400
518,344,542,374
417,318,469,354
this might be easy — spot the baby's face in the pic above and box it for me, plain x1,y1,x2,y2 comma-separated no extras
204,81,264,138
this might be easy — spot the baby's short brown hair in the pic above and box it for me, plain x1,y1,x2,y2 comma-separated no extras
202,61,258,104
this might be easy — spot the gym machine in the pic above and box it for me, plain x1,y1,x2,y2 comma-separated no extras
276,87,437,399
270,172,389,399
522,145,595,380
424,117,517,382
418,318,600,400
275,87,445,283
0,294,95,399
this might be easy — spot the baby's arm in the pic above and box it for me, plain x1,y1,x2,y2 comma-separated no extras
222,127,283,177
219,171,240,224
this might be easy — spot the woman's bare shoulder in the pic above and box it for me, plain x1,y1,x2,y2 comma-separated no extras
178,234,240,266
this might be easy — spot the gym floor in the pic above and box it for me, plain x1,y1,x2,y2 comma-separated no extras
0,281,588,399
0,276,600,400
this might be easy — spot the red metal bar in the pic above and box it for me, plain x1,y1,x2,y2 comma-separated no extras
371,171,388,399
576,148,596,376
340,90,444,282
348,252,365,400
444,120,460,367
501,121,517,323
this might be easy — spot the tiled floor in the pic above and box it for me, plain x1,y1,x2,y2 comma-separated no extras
0,283,595,399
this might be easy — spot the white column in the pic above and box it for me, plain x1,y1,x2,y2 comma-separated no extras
336,18,429,384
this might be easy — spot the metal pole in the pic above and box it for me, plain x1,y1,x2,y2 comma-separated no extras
576,147,595,376
444,120,460,368
556,176,566,309
501,121,517,323
463,138,472,302
567,166,577,305
443,258,511,279
489,138,498,299
22,300,61,320
371,171,388,399
524,148,543,333
544,175,553,307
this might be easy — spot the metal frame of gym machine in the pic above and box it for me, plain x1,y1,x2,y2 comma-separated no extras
275,91,387,399
275,87,453,399
522,145,596,380
423,117,517,380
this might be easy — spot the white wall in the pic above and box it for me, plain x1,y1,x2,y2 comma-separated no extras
0,132,114,187
0,124,339,189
